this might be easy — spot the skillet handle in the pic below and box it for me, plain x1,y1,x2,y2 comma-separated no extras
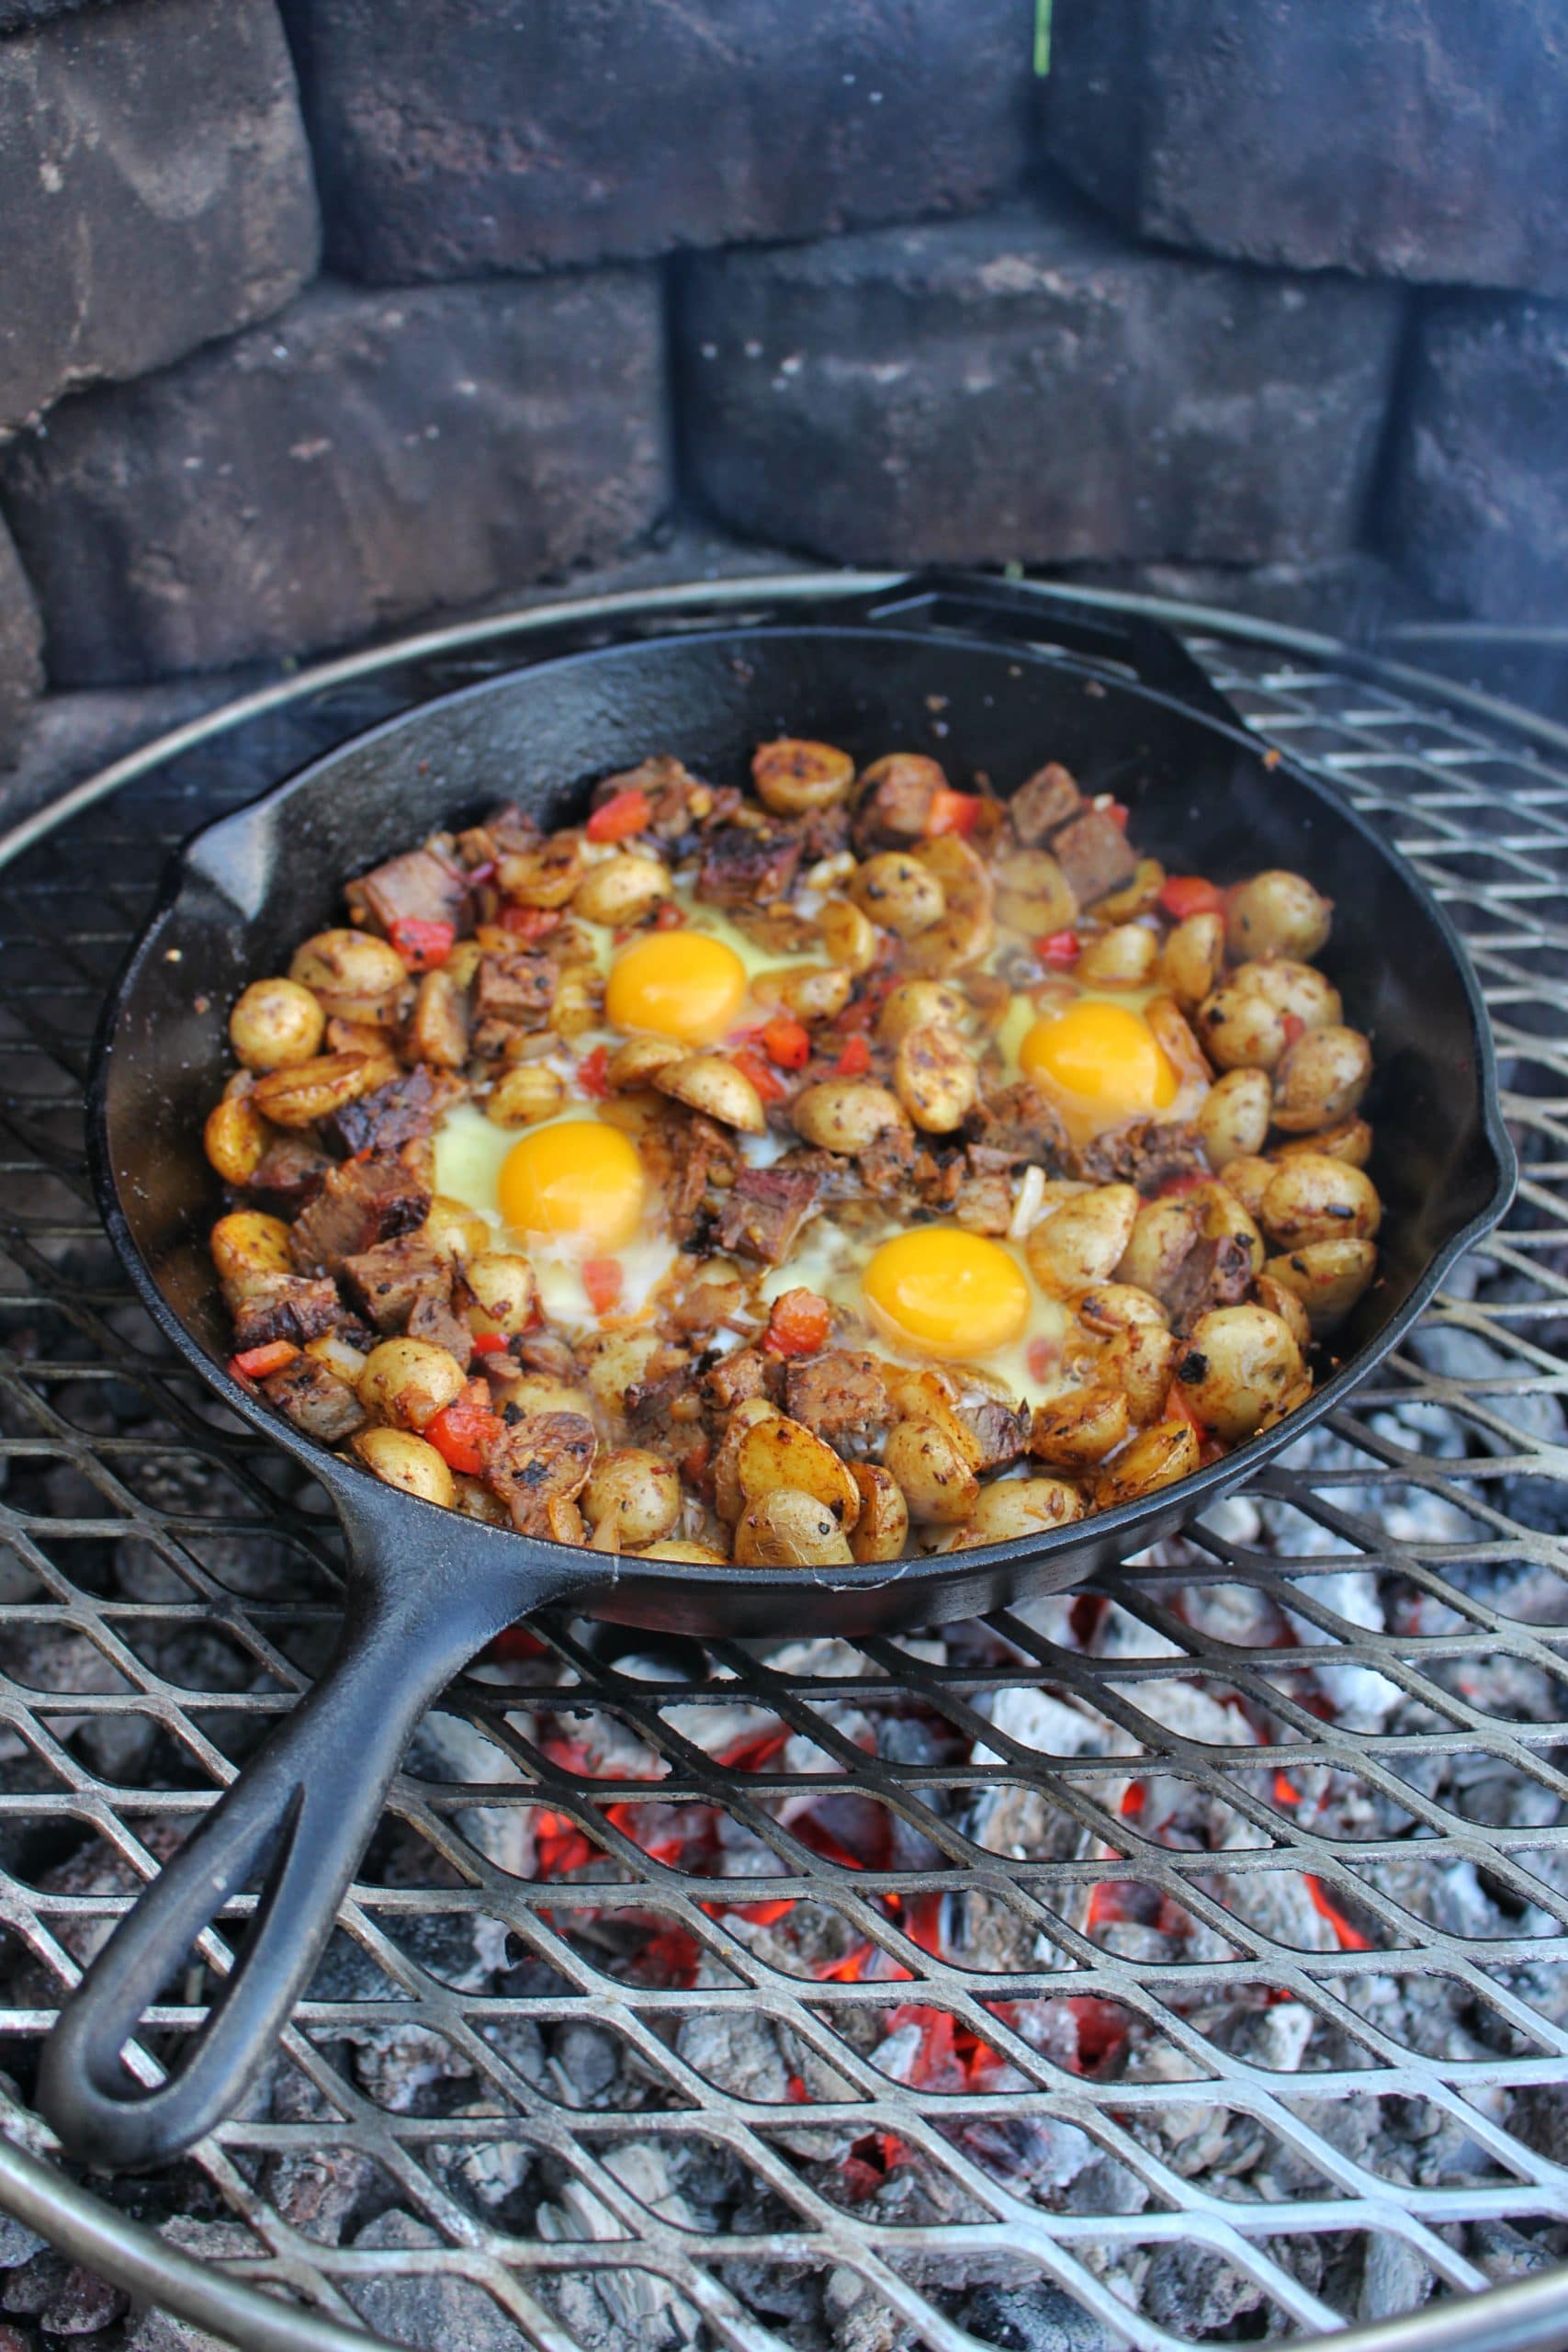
38,1512,575,2172
832,568,1247,731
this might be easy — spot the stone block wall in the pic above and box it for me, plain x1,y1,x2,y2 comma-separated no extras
0,0,1561,771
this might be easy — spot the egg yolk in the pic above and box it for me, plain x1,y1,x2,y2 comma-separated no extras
498,1119,645,1250
862,1228,1031,1363
1021,1001,1178,1140
604,931,748,1045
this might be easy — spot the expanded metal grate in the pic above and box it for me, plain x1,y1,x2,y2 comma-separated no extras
0,579,1566,2352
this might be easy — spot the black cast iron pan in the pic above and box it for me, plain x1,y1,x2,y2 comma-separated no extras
41,574,1514,2171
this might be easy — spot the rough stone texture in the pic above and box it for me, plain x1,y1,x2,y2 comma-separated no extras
0,516,45,768
680,198,1404,569
0,0,320,435
1043,0,1568,297
283,0,1036,281
0,271,671,684
1386,296,1568,621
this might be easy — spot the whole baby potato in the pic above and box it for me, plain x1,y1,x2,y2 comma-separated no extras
1026,1185,1141,1297
1260,1154,1382,1250
288,928,408,1023
1270,1024,1373,1134
1159,911,1225,1010
953,1476,1084,1547
1093,1422,1201,1509
734,1488,855,1568
1176,1305,1305,1442
1263,1238,1378,1332
1225,869,1333,961
358,1339,467,1431
230,978,325,1071
1197,1069,1271,1170
851,851,947,938
350,1426,456,1509
894,1023,977,1134
582,1448,682,1546
882,1419,981,1525
792,1078,907,1156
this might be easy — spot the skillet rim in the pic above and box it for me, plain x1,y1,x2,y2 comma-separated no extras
86,615,1519,1610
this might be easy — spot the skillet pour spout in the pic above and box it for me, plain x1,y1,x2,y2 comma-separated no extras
45,577,1513,2168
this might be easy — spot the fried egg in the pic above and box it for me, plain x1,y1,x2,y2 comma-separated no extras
863,1228,1030,1362
604,931,749,1045
1019,1000,1179,1146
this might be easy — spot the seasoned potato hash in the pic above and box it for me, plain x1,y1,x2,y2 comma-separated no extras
207,744,1378,1562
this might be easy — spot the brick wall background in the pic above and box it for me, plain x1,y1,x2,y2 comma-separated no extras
0,0,1563,782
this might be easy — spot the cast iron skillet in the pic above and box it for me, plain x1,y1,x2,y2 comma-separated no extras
41,575,1513,2171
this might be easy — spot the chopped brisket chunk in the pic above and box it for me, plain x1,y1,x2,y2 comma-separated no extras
261,1353,367,1442
248,1133,332,1209
663,1114,738,1244
784,1351,889,1450
231,1272,343,1352
288,1151,431,1276
962,1396,1029,1475
625,1358,707,1452
713,1163,825,1265
1074,1117,1205,1195
852,753,942,853
696,825,802,908
705,1347,778,1413
967,1082,1071,1170
1050,807,1138,906
859,1121,920,1200
952,1149,1014,1235
478,1411,596,1536
345,846,468,937
342,1233,451,1331
1164,1233,1254,1333
1010,761,1083,845
407,1292,475,1363
322,1065,464,1158
592,754,710,843
471,950,555,1054
514,1333,580,1382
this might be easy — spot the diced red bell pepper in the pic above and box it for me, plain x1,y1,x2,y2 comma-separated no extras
577,1043,610,1098
581,1257,624,1316
760,1015,812,1070
470,1331,510,1356
1037,929,1081,966
1165,1379,1209,1437
586,786,651,843
764,1288,833,1357
651,899,685,931
230,1340,299,1381
1155,1169,1209,1198
732,1047,787,1103
1281,1012,1306,1048
499,904,560,942
835,1034,872,1077
1159,875,1225,922
926,788,983,838
424,1383,504,1476
389,916,456,971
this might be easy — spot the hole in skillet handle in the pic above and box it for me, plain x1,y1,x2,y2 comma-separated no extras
813,568,1247,733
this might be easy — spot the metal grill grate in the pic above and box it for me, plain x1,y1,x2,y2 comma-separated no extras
0,580,1565,2352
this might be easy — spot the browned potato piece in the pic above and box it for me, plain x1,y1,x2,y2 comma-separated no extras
1197,1068,1271,1169
1077,923,1157,989
637,1539,730,1565
1217,1155,1275,1224
423,1194,492,1263
1255,1272,1313,1352
908,834,996,972
1195,978,1291,1072
953,1476,1083,1547
210,1209,291,1294
1028,1385,1130,1467
1114,1196,1202,1301
1028,1185,1141,1296
1094,857,1165,923
1144,994,1210,1090
465,1253,537,1338
1264,1239,1378,1332
498,836,585,909
1099,1322,1179,1422
1260,1155,1382,1249
752,739,855,815
851,852,946,938
1077,1283,1168,1334
350,1427,455,1508
252,1050,398,1128
410,969,469,1069
1190,1178,1265,1276
486,1064,565,1128
204,1094,270,1184
1271,1025,1373,1133
994,847,1077,938
230,978,325,1071
358,1339,467,1431
792,1078,907,1156
572,854,671,928
714,1396,783,1525
894,1023,976,1134
738,1414,860,1529
289,929,408,1024
1159,911,1225,1010
1093,1422,1201,1509
653,1053,767,1134
878,980,970,1046
854,752,944,843
768,966,853,1023
734,1488,855,1568
848,1463,909,1563
1176,1305,1305,1442
818,898,880,975
1237,957,1343,1030
1273,1116,1373,1169
1226,869,1333,961
582,1448,682,1545
883,1419,981,1525
606,1036,685,1091
451,1471,509,1526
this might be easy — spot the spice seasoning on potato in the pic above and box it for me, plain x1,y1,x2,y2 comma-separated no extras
204,738,1373,1563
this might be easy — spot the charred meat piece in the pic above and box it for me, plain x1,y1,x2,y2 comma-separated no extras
705,1346,778,1413
288,1150,431,1277
345,846,468,938
231,1272,343,1353
322,1065,464,1159
261,1353,367,1442
471,950,555,1055
662,1114,739,1244
1010,761,1083,845
408,1292,475,1363
852,753,942,854
696,824,802,909
248,1133,332,1210
479,1411,597,1536
1074,1117,1205,1196
625,1357,708,1453
1164,1233,1254,1332
962,1396,1029,1475
713,1164,826,1264
342,1233,451,1331
592,754,710,843
784,1351,889,1449
1050,807,1138,907
968,1082,1071,1170
951,1149,1014,1235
